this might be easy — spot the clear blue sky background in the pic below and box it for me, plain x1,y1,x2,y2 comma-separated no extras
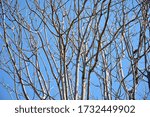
0,0,150,100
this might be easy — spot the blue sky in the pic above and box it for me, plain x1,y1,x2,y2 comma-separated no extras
0,0,150,100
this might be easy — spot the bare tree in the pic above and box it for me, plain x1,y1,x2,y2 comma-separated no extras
0,0,150,100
